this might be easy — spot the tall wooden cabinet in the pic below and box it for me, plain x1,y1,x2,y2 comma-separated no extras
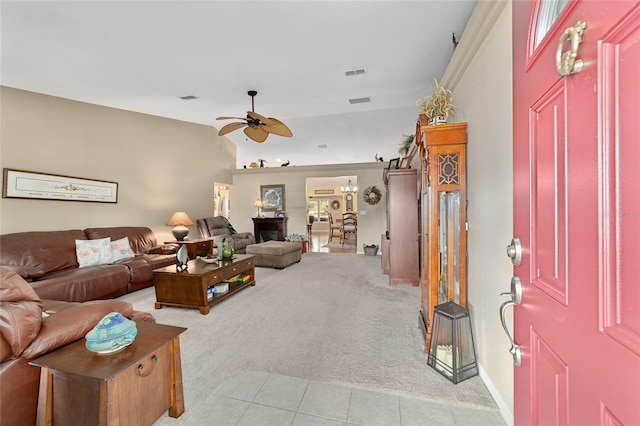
382,168,418,286
417,119,468,351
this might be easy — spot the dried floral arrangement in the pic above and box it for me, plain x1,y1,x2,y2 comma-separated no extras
418,78,456,124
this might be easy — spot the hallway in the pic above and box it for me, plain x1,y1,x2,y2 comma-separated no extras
307,230,356,254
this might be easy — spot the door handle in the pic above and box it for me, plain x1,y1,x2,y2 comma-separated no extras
500,301,522,366
500,276,522,366
506,238,522,266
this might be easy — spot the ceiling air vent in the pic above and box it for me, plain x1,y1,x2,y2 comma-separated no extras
348,97,371,104
345,68,366,77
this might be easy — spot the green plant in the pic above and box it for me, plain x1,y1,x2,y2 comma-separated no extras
418,78,456,123
398,134,414,155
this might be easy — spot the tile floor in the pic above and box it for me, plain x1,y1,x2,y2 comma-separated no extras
183,371,506,426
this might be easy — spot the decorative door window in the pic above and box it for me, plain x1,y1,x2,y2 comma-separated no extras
532,0,570,48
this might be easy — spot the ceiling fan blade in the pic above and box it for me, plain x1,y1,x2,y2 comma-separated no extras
244,125,269,143
216,116,249,121
218,122,247,136
263,118,293,137
247,111,276,125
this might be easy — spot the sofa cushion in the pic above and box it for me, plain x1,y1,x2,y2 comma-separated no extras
111,237,136,262
29,265,130,302
75,237,112,267
84,227,160,255
0,229,86,275
0,267,43,361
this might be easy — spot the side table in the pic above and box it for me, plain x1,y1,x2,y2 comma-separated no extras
30,322,187,426
166,238,214,259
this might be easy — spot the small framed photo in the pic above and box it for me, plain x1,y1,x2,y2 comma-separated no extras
260,184,286,211
399,155,413,169
387,158,400,170
274,209,286,218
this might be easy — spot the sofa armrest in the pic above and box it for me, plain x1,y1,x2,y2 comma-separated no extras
231,233,256,244
1,265,45,281
21,299,133,360
149,243,178,255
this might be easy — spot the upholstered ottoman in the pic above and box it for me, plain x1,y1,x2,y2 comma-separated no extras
246,241,302,269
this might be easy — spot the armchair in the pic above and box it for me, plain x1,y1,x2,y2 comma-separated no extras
195,216,256,254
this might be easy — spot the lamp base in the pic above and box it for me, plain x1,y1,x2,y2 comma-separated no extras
172,226,189,241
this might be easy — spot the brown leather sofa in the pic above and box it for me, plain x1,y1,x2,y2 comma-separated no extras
0,266,155,426
196,216,256,254
0,226,177,302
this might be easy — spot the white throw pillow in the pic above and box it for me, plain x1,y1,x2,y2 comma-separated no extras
75,238,112,267
111,237,136,262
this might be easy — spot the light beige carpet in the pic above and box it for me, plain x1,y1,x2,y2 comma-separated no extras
118,252,497,422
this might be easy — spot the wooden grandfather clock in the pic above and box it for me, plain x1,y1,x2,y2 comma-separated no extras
416,117,468,352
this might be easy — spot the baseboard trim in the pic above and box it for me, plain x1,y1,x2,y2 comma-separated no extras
478,363,514,426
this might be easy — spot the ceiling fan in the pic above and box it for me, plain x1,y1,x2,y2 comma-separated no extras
216,90,293,143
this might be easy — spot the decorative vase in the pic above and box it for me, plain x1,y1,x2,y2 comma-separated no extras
428,116,447,125
222,239,233,259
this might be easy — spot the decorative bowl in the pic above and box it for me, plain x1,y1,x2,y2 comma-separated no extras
199,256,219,264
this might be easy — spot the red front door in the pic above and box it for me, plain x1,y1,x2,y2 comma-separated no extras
512,1,640,424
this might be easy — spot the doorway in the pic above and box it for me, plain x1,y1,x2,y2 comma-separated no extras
213,183,230,218
305,176,357,253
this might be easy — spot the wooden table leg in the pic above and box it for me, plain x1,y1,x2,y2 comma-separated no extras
36,367,53,426
168,337,185,418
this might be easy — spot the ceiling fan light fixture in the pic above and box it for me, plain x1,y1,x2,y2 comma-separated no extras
215,90,292,142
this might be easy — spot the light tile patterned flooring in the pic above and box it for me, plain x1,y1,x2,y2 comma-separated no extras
185,371,506,426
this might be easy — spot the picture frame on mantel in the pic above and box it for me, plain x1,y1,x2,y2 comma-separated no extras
2,168,118,203
260,184,286,211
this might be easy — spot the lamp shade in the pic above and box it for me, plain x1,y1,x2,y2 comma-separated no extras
166,211,193,241
253,199,264,217
166,212,193,226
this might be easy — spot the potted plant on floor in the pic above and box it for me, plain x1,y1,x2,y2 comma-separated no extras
285,233,309,254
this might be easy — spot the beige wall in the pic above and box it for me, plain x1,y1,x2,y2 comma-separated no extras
230,163,388,254
446,1,514,421
0,87,235,242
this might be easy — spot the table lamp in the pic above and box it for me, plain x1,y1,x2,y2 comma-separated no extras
254,199,264,217
166,211,193,241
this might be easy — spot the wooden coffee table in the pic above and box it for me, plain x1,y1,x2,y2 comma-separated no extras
31,322,186,426
153,254,256,315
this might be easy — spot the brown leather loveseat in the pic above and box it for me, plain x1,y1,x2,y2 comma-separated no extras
0,266,154,426
0,226,177,302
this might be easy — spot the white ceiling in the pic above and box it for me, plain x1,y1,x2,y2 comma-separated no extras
0,1,476,168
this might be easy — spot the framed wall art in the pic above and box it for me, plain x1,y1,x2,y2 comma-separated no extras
2,168,118,203
260,184,286,211
399,155,413,169
387,158,400,170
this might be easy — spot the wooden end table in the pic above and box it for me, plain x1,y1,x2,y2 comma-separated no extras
30,322,186,426
153,254,256,315
165,238,214,259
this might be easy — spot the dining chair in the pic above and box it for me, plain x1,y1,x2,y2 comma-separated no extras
341,212,357,245
328,214,342,242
